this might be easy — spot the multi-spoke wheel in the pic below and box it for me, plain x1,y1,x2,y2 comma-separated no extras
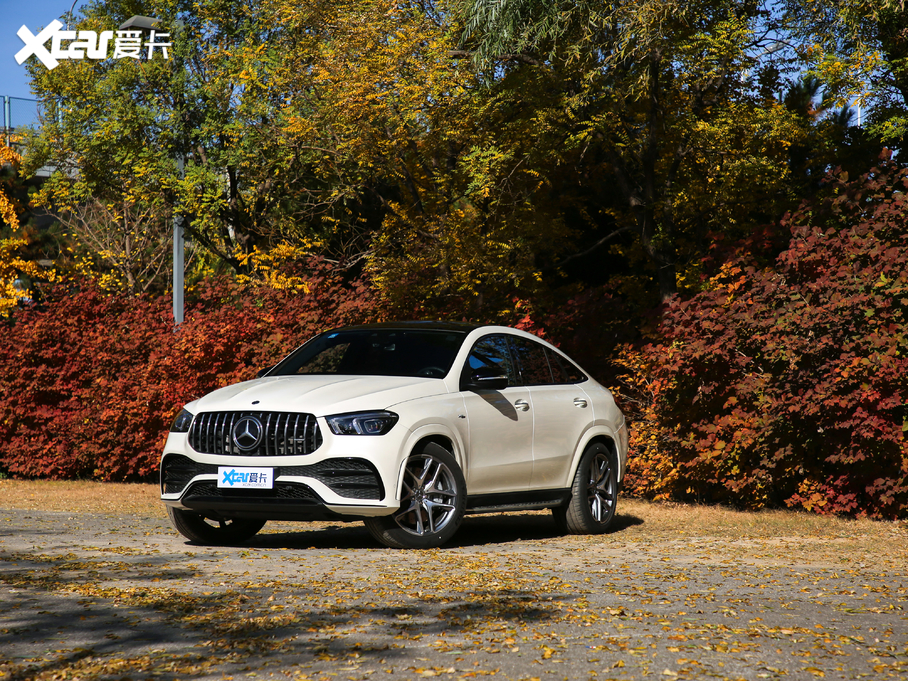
365,442,465,549
553,442,618,534
166,506,266,545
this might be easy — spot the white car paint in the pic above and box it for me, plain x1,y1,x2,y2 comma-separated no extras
160,323,628,540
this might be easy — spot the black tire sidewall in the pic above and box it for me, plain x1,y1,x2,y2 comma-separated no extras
566,442,618,534
365,444,466,549
167,506,265,545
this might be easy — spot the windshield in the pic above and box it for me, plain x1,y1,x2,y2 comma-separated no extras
269,329,468,378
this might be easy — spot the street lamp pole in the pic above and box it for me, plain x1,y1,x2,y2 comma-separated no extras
119,15,184,326
173,154,184,325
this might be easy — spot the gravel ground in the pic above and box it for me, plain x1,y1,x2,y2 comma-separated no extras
1,494,906,680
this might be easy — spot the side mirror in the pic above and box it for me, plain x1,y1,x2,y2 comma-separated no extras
465,367,509,391
255,365,273,379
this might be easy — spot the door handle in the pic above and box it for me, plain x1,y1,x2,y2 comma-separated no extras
573,398,588,408
514,399,530,412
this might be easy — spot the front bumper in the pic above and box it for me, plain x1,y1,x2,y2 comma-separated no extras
160,426,404,521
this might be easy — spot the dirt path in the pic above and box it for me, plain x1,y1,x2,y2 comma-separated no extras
0,482,906,680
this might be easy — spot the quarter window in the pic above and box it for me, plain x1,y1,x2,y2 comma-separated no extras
547,349,587,384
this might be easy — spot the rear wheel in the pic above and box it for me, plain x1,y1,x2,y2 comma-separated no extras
553,442,618,534
364,442,465,549
166,506,266,545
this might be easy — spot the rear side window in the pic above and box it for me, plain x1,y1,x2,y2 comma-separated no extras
547,349,588,384
510,337,554,385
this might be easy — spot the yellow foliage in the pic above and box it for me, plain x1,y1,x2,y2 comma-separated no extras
0,144,23,231
268,0,573,315
235,241,322,292
610,343,681,500
0,237,58,316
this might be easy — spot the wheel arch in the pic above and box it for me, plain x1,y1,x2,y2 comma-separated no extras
569,432,621,485
393,430,462,502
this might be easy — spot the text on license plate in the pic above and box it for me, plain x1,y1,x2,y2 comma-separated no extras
218,467,274,489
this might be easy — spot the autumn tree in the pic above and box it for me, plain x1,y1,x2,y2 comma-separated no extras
620,161,908,518
452,0,853,302
0,144,57,314
24,0,344,291
215,0,577,318
782,0,908,154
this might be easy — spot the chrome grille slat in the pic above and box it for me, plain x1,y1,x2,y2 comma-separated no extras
283,414,291,456
308,414,316,452
292,414,300,457
204,411,213,453
227,412,238,455
264,412,273,456
188,411,322,457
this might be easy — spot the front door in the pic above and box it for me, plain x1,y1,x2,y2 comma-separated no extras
460,334,534,494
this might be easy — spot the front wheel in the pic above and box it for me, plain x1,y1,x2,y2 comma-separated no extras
553,442,618,534
166,506,266,545
364,442,465,549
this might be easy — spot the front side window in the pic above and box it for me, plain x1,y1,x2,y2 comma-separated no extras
270,329,467,378
463,334,517,386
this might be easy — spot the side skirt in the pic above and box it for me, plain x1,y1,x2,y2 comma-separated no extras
465,489,571,515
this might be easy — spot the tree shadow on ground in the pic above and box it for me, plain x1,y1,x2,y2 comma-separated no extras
0,549,573,681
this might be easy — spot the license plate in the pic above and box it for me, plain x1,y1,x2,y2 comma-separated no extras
217,467,274,489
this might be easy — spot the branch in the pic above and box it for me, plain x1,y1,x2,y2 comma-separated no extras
544,225,635,272
448,50,543,66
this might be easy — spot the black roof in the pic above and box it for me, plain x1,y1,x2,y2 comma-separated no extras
325,321,481,334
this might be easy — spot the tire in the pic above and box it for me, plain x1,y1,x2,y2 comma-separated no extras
364,441,466,549
166,506,266,545
553,442,618,535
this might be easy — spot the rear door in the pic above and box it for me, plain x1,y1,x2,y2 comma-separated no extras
509,337,594,490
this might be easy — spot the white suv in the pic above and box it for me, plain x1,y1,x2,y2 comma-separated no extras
160,322,628,549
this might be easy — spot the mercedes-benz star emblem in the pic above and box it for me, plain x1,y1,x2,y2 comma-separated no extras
232,416,263,451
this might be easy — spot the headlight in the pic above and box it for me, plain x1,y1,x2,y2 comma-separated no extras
170,408,194,433
325,410,399,436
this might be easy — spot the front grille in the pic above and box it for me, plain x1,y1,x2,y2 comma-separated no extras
188,411,323,456
161,455,383,500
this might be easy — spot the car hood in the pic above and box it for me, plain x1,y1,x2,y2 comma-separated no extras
192,374,451,416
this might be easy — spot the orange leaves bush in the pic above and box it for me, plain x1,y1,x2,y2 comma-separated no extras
619,162,908,518
0,260,377,481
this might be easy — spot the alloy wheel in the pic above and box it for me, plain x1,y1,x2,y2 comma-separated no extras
394,453,459,536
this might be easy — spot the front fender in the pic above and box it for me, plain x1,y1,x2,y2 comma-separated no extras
391,422,467,503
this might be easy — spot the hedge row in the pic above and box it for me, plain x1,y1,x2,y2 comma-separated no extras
0,260,377,480
2,165,906,520
618,163,908,518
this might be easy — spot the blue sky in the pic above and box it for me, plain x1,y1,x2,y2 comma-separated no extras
2,0,89,101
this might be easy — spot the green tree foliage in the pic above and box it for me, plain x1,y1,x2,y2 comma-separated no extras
25,0,340,290
454,0,827,301
782,0,908,153
24,0,575,314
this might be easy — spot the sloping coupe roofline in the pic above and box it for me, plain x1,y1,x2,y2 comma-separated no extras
324,321,482,334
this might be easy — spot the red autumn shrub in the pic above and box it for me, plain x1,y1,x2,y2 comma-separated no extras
624,162,908,518
0,259,378,481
